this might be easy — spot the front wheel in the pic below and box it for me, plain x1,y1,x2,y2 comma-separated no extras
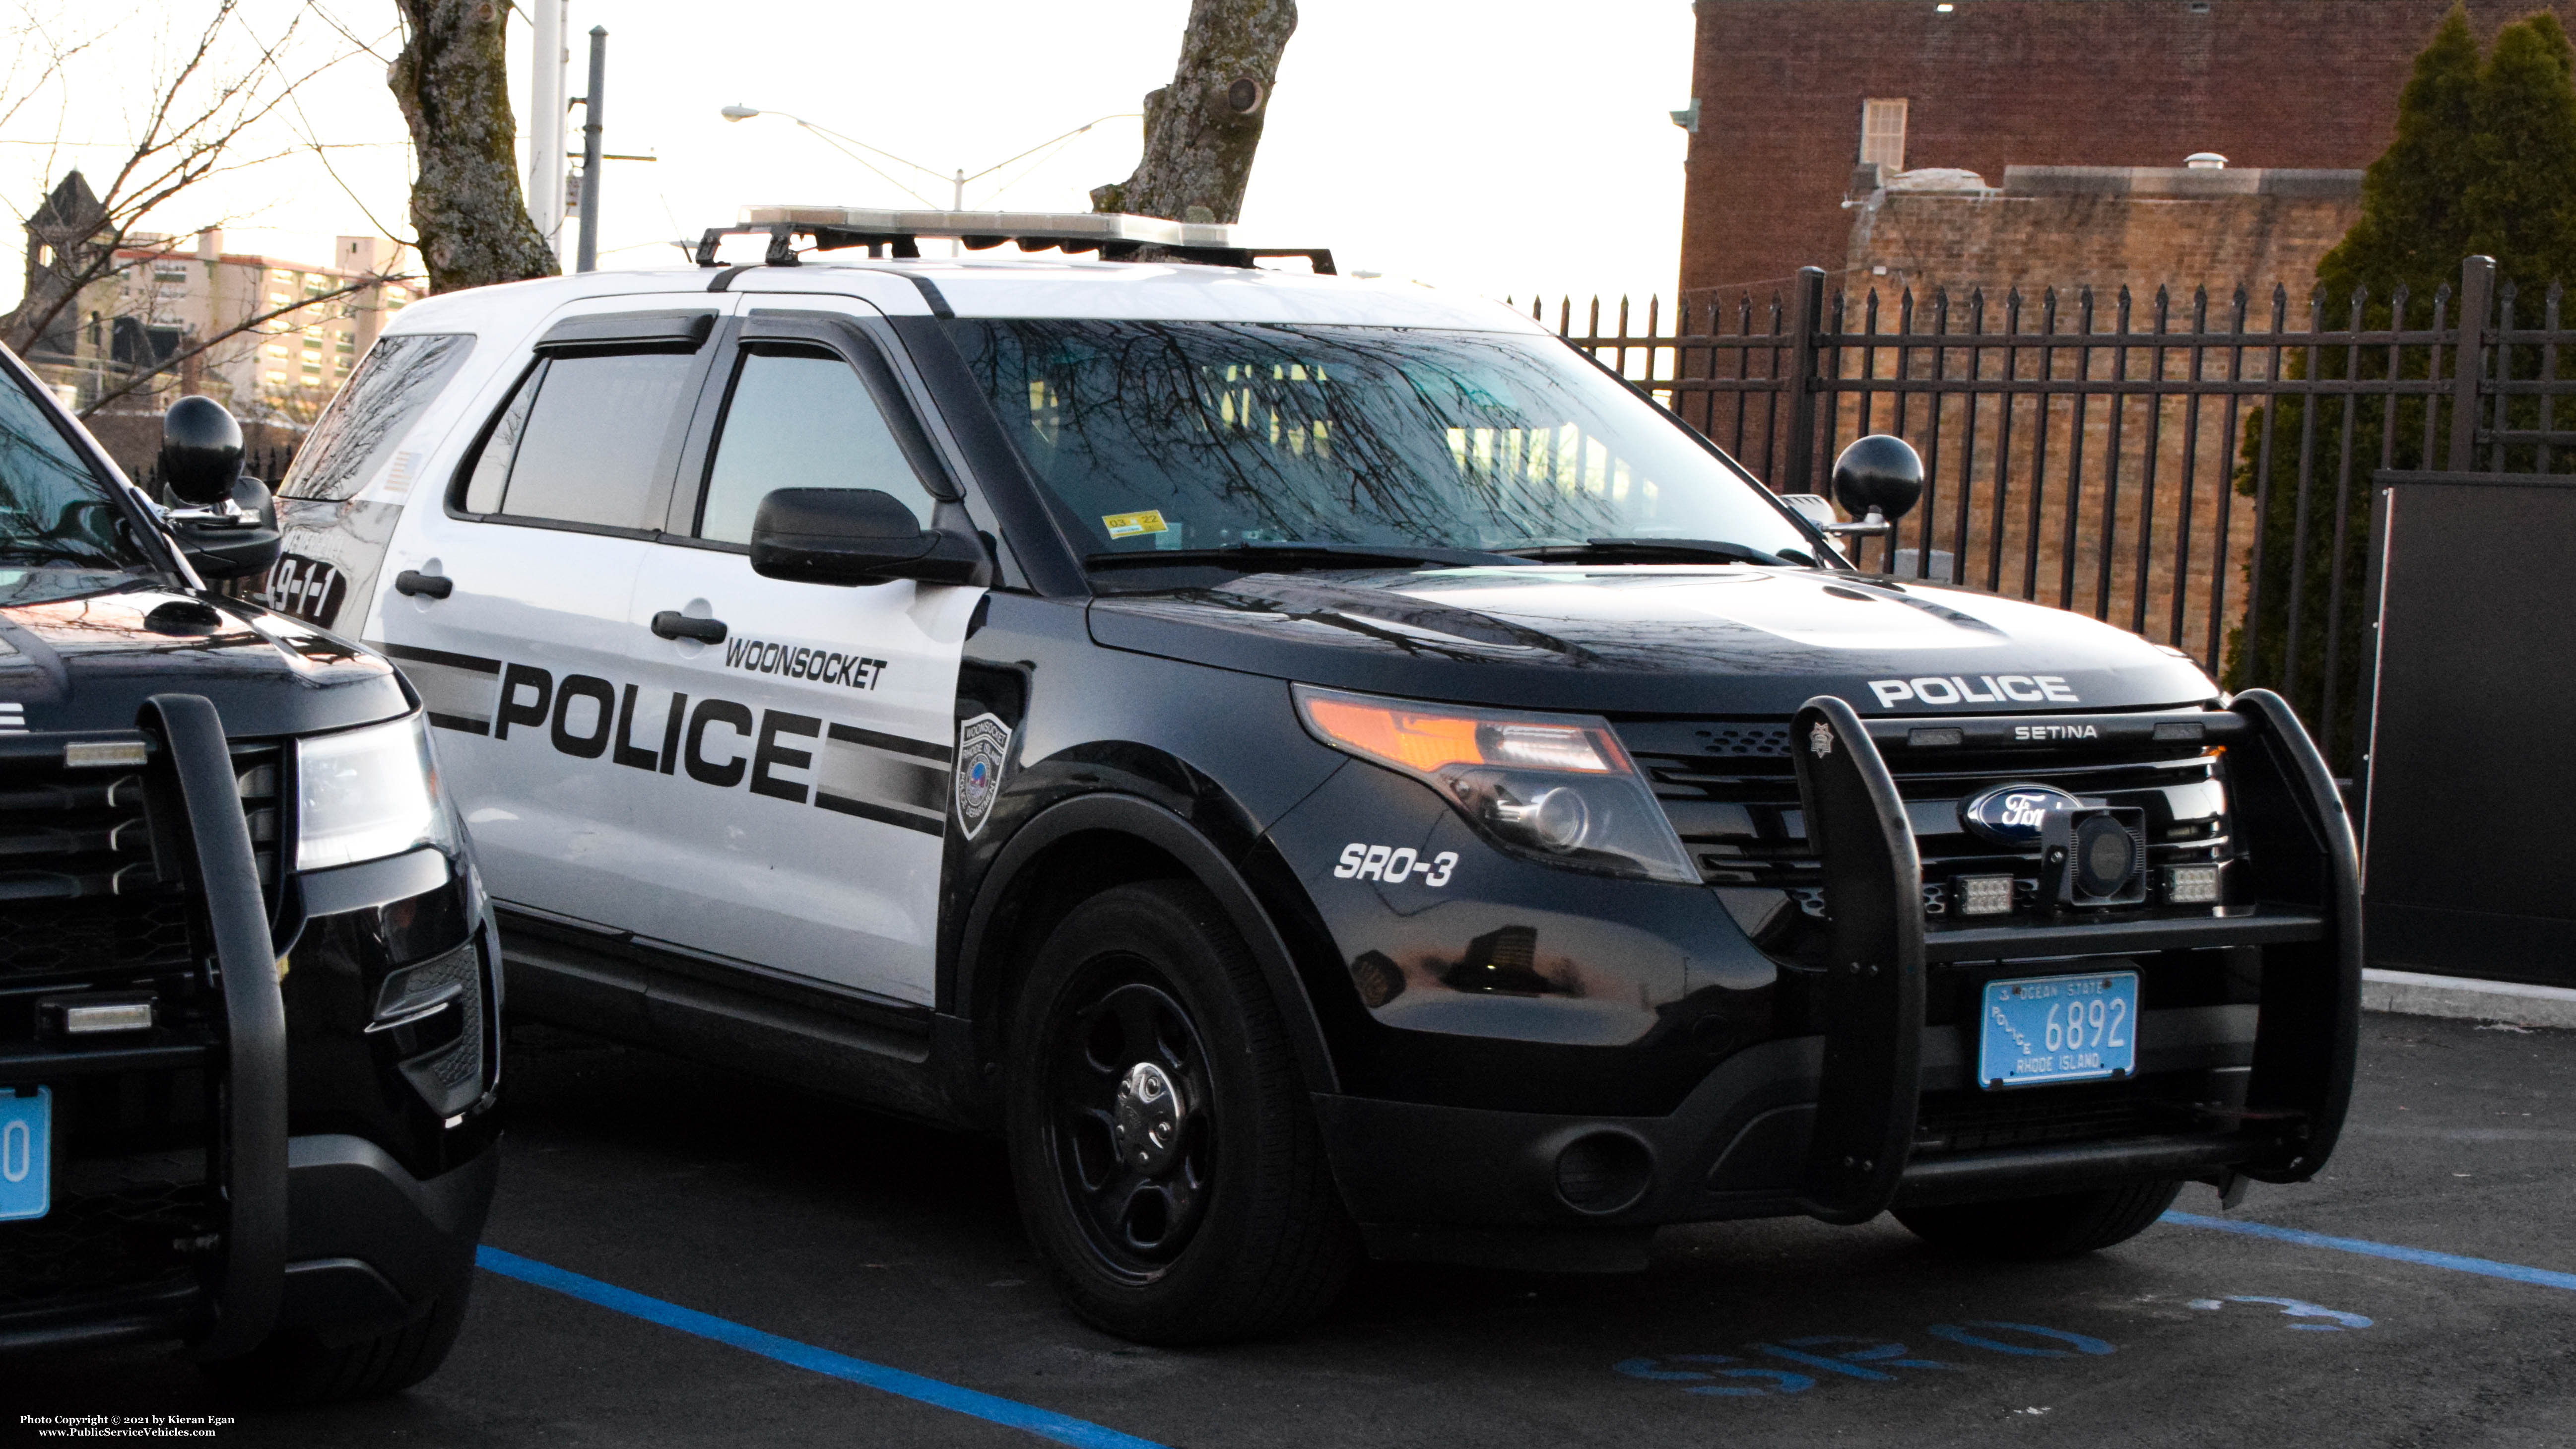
1893,1179,2184,1259
1005,879,1356,1345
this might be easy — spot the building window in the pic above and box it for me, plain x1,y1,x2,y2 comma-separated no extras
265,343,288,359
1861,97,1909,172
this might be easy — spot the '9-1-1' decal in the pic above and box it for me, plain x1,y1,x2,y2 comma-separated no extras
1335,843,1458,887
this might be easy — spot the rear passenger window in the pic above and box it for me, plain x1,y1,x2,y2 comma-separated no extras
456,349,697,529
696,346,941,546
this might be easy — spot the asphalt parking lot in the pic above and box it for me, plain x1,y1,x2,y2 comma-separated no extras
15,1012,2575,1449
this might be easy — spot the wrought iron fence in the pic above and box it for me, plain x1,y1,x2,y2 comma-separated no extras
1531,255,2572,769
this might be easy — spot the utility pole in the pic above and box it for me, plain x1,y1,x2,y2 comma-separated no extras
528,0,569,263
575,26,606,273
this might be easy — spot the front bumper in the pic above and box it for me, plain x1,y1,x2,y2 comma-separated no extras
1305,690,2360,1262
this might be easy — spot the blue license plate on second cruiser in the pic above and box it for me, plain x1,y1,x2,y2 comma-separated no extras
0,1087,49,1221
1979,973,2138,1089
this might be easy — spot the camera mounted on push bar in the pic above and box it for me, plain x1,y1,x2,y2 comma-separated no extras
694,206,1334,275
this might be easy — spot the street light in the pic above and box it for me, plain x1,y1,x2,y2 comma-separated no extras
719,105,1141,251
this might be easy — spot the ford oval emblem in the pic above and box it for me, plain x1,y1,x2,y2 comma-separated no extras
1959,783,2082,845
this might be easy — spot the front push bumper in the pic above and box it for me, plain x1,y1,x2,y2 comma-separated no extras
1318,689,2361,1267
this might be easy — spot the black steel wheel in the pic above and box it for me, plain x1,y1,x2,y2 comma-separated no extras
1048,978,1216,1277
1006,879,1355,1344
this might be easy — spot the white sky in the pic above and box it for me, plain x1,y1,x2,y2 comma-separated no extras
0,0,1694,313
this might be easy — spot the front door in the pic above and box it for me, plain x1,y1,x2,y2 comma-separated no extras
615,304,983,1004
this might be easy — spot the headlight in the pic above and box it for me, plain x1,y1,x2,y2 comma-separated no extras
295,713,455,871
1292,684,1698,883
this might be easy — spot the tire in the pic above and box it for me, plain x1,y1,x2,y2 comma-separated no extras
1893,1178,2185,1260
199,1270,472,1405
1005,879,1357,1345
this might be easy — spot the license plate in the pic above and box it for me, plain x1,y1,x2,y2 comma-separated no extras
1978,972,2138,1089
0,1087,49,1221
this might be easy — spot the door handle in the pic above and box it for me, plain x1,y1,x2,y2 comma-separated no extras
651,610,728,643
394,570,453,599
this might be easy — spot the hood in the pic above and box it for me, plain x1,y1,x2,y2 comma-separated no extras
0,574,408,738
1087,565,2218,716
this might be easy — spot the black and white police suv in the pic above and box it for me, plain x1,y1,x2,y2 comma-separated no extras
267,208,2359,1344
0,376,499,1397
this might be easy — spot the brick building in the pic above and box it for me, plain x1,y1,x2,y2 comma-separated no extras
1676,0,2546,300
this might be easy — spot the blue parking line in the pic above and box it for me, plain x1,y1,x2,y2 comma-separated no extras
476,1246,1166,1449
2162,1212,2576,1293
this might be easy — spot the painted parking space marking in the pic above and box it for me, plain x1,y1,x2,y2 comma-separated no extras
2162,1211,2576,1293
476,1247,1165,1449
2184,1296,2373,1330
1615,1320,2116,1400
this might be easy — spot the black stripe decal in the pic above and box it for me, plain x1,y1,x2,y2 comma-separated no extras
825,722,952,764
378,642,503,674
814,790,946,836
426,712,491,736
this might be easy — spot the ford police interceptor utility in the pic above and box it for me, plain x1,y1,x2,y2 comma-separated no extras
264,208,2359,1345
0,372,499,1398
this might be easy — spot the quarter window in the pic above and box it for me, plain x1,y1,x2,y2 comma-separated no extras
696,345,939,545
459,349,697,529
278,332,474,501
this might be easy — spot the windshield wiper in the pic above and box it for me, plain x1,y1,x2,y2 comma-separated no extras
1085,540,1524,572
1497,537,1799,567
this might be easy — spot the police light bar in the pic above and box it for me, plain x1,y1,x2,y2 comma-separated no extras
697,208,1333,273
743,206,1239,249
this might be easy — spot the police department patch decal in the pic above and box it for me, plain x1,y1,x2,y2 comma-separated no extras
954,713,1012,838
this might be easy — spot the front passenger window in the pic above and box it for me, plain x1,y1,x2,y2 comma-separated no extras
697,346,941,546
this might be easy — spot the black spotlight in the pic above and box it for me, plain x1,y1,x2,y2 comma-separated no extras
2041,806,2149,908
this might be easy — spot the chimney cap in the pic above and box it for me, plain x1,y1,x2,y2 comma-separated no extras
2185,151,2228,170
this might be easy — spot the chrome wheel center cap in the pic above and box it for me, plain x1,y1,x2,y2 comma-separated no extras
1112,1061,1188,1175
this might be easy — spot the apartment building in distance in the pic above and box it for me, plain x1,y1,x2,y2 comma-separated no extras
10,171,416,440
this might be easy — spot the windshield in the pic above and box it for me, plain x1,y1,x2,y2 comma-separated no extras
944,320,1822,566
0,367,146,576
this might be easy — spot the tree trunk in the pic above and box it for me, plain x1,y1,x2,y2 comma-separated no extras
390,0,557,292
1092,0,1297,223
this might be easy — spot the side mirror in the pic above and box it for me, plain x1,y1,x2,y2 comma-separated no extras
749,488,986,587
159,395,245,505
1827,434,1924,534
156,396,281,581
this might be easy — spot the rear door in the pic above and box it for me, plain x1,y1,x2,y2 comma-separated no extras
611,302,983,1004
373,301,729,930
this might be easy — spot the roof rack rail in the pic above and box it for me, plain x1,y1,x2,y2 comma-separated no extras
695,206,1333,274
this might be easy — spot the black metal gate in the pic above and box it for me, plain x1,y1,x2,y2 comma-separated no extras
1539,254,2576,776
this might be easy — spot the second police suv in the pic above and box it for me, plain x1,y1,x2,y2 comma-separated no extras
267,208,2360,1344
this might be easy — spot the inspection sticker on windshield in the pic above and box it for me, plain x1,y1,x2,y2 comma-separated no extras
1980,971,2136,1088
1102,510,1169,538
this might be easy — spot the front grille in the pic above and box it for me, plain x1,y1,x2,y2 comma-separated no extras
1621,717,2231,924
0,756,160,905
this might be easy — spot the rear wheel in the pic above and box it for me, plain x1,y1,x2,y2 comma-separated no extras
1005,879,1356,1345
198,1270,472,1405
1893,1179,2184,1259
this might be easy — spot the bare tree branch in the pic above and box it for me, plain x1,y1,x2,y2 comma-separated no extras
0,0,368,364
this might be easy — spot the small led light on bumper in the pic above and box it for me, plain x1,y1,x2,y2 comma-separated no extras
1953,873,2017,917
2163,863,2223,905
1292,685,1698,883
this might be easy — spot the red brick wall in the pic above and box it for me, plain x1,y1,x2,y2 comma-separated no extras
1849,187,2363,304
1679,0,2548,297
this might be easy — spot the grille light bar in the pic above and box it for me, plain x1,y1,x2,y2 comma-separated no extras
64,739,149,769
64,1000,154,1035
